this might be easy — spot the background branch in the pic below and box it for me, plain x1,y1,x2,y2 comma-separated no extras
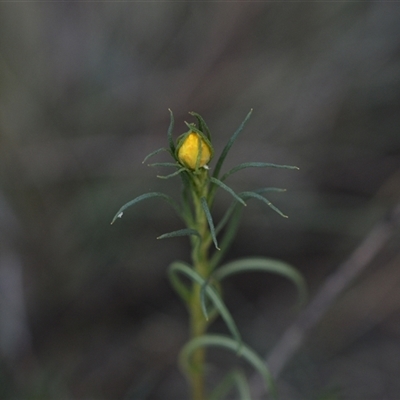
250,201,400,399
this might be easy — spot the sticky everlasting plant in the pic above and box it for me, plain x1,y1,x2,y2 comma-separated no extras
112,110,307,400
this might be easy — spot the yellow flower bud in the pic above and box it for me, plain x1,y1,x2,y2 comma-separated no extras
177,132,212,170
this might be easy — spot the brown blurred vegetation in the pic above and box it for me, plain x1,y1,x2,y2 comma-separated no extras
0,3,400,399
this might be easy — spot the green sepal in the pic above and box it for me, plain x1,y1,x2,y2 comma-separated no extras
222,162,299,181
157,228,200,240
213,109,253,180
189,111,212,141
179,334,277,398
110,192,181,224
174,131,188,151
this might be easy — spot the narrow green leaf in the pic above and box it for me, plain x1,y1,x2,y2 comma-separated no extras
215,202,239,235
148,162,180,168
198,280,224,324
208,370,237,400
211,205,243,270
211,188,287,269
142,147,169,164
208,369,251,400
214,188,286,233
222,162,299,181
200,277,214,320
233,370,253,400
111,192,181,224
157,167,186,179
169,262,241,344
210,177,247,206
180,174,195,226
214,257,307,307
157,228,200,240
213,189,286,234
168,262,191,303
167,108,175,154
179,334,276,398
201,197,220,250
255,187,287,194
239,191,288,218
213,109,253,180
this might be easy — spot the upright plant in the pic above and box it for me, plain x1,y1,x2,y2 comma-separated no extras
112,110,306,400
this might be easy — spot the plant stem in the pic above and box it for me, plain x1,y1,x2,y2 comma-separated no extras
189,284,208,400
188,170,212,400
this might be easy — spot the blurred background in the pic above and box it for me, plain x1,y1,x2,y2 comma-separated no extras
1,2,400,399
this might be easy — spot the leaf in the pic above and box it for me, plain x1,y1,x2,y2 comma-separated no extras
239,191,288,218
214,187,286,234
254,187,287,194
212,109,253,180
210,188,288,269
168,265,191,303
179,334,276,398
168,263,191,303
142,147,169,164
232,370,252,400
222,162,299,181
111,192,181,224
208,369,251,400
211,204,243,270
199,277,215,320
201,197,220,250
169,262,241,345
148,162,180,168
167,108,175,154
215,201,239,235
214,257,307,307
210,177,246,206
157,228,200,240
179,174,195,226
157,167,187,179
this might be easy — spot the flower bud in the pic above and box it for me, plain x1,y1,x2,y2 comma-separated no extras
177,131,212,170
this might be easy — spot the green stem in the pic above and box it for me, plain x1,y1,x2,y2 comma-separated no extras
188,170,212,400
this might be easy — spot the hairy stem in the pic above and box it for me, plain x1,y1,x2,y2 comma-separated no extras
188,170,212,400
